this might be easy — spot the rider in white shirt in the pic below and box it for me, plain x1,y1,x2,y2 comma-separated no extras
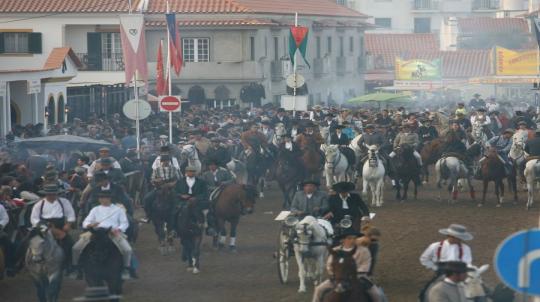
72,191,133,280
0,202,8,229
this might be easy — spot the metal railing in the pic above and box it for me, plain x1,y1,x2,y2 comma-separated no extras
412,0,439,10
472,0,499,10
75,52,125,71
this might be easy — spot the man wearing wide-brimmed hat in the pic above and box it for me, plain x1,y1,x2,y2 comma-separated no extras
323,182,370,231
418,224,473,301
289,180,328,217
476,128,514,177
427,261,473,302
86,147,121,179
30,183,77,272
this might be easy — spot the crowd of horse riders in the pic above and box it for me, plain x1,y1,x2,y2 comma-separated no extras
0,93,539,301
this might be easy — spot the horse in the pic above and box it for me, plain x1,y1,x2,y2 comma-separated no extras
524,159,540,210
435,156,475,203
322,145,354,187
80,228,123,302
274,149,304,209
301,144,324,182
25,224,64,302
321,247,371,302
471,122,489,148
151,184,176,255
225,158,248,185
241,147,272,198
420,138,444,183
392,144,421,201
272,123,287,147
509,134,526,185
479,148,507,207
212,184,257,251
319,126,332,145
349,133,363,168
362,145,385,207
180,144,202,175
175,200,203,274
293,216,329,293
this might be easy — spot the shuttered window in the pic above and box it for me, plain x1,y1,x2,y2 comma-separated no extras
0,32,41,54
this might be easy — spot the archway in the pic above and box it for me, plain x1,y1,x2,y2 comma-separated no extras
57,94,65,123
47,95,55,125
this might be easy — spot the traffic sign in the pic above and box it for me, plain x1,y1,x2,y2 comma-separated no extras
159,95,181,112
495,229,540,296
286,74,305,89
123,99,151,120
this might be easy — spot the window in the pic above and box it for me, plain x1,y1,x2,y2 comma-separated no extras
414,17,431,33
349,36,354,53
316,36,321,58
249,37,255,61
0,32,42,54
374,18,392,29
339,36,344,57
327,37,332,54
273,37,279,61
183,38,210,62
101,33,121,58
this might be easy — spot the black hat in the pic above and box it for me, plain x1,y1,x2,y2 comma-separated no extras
277,108,286,113
332,181,355,193
300,180,320,187
38,184,63,195
473,93,481,97
126,149,137,158
93,171,109,182
96,191,112,199
477,107,486,112
206,159,219,166
439,261,474,274
99,157,113,165
335,125,346,130
336,228,362,241
160,145,171,153
261,120,271,126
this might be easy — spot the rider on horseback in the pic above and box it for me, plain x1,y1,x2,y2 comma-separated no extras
442,120,474,175
201,160,235,236
72,191,133,280
241,123,270,157
357,124,395,178
525,128,540,162
174,165,209,231
323,182,370,232
477,129,514,178
143,155,181,223
312,229,382,302
83,171,133,220
471,107,492,139
206,138,232,168
389,124,422,168
418,118,439,148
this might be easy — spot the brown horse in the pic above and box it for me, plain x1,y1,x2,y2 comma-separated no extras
480,148,516,207
151,184,176,255
321,247,370,302
420,138,444,183
212,184,257,251
300,145,323,181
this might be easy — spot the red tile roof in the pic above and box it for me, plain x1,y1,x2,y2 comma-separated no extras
43,47,83,70
146,0,365,17
457,17,529,35
0,0,139,13
146,18,278,27
365,33,439,68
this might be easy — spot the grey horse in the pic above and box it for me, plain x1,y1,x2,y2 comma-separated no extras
25,224,64,302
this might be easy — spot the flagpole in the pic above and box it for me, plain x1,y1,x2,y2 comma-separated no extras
166,1,173,145
127,4,141,158
293,12,298,118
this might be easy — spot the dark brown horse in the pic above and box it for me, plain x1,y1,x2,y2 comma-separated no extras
480,148,517,207
393,144,421,201
213,184,257,251
274,149,304,209
301,145,323,181
321,247,370,302
420,138,444,183
175,200,203,274
151,184,176,255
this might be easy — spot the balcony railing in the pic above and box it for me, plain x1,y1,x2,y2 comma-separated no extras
76,52,125,71
337,56,346,76
472,0,499,10
412,0,439,10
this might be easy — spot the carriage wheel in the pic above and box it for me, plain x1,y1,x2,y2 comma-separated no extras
277,231,291,284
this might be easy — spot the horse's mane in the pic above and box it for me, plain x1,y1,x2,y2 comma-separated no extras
298,216,326,238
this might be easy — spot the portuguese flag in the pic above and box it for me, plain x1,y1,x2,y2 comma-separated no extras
289,26,310,68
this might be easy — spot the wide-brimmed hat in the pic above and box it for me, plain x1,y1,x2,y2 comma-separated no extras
477,107,487,112
518,121,528,126
336,228,362,241
99,157,113,165
73,286,122,301
185,165,198,172
473,93,481,97
335,125,346,130
332,182,355,193
98,147,110,152
438,261,474,274
300,180,320,187
39,184,63,195
96,191,112,199
439,224,473,241
503,128,515,134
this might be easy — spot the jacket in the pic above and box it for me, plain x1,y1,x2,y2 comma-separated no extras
330,133,350,146
358,132,385,148
201,168,235,190
289,190,328,216
206,146,232,166
525,136,540,156
393,132,419,149
175,177,208,202
325,193,370,226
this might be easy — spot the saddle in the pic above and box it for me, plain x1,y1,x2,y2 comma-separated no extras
209,185,226,202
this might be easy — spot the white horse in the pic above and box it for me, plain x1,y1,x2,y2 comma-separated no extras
471,121,488,148
435,156,475,202
322,144,353,186
349,133,363,166
319,125,332,145
362,145,385,207
509,134,526,189
524,159,540,210
180,144,202,175
226,158,248,185
293,216,329,293
272,123,287,147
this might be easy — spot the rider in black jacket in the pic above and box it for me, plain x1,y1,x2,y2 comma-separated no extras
323,182,369,232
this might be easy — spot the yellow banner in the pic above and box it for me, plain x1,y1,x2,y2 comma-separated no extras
495,47,537,76
395,58,441,81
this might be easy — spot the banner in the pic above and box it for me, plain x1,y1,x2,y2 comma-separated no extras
495,47,537,76
395,58,441,81
120,14,148,84
166,13,183,76
156,40,166,96
289,26,310,68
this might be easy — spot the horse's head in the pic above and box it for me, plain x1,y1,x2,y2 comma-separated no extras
28,223,51,263
294,221,314,254
330,248,358,293
367,145,380,165
241,184,258,214
274,123,286,136
181,145,197,159
323,145,339,163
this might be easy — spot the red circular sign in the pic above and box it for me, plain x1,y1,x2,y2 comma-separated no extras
160,96,181,111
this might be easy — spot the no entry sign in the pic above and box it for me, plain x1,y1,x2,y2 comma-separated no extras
159,95,181,112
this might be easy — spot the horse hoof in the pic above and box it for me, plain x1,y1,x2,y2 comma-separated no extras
192,268,200,274
496,204,502,208
259,192,265,198
298,288,306,293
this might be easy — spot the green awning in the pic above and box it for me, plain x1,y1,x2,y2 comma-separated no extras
347,92,412,104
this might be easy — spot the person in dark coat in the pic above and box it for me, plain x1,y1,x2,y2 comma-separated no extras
175,165,209,228
323,182,370,232
271,108,291,129
525,129,540,158
206,138,232,167
118,149,140,173
330,125,350,146
417,118,439,147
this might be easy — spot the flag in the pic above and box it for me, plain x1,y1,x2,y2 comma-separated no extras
166,13,183,76
534,18,540,48
119,14,148,84
156,40,166,96
289,26,310,68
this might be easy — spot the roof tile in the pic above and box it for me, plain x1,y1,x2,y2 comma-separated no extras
0,0,139,13
43,47,83,70
457,17,529,35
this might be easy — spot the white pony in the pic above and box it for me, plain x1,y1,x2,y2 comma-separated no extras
180,144,202,175
322,144,353,186
293,216,329,293
524,159,540,210
435,156,475,203
272,123,287,147
362,145,385,207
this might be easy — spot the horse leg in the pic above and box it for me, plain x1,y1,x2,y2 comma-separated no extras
294,251,307,293
480,180,488,207
229,219,239,252
395,180,401,200
402,179,409,201
362,179,369,204
258,176,265,198
527,180,534,210
34,280,47,302
192,236,202,274
48,275,62,302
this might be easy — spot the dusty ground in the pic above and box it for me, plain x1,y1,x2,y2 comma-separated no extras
1,178,539,302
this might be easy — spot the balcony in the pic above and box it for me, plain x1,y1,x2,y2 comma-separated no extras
412,0,439,11
472,0,500,10
76,52,124,72
336,56,347,76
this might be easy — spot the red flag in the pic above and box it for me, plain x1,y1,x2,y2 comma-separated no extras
156,40,166,96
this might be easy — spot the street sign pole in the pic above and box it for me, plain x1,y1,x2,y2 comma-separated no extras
292,12,298,118
134,73,140,158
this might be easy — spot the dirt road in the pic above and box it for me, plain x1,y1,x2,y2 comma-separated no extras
1,180,538,302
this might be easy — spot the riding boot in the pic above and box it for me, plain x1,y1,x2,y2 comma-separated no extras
58,235,74,273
